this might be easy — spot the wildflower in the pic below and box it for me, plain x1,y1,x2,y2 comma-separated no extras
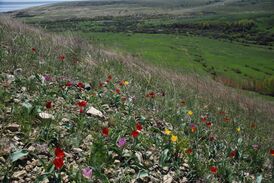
270,149,274,156
224,117,230,122
187,110,193,116
82,167,92,179
131,130,139,138
98,82,104,88
55,147,65,158
31,47,36,53
210,166,218,174
66,81,73,87
115,88,121,94
124,80,129,85
164,128,172,135
108,75,112,80
79,108,84,113
58,54,65,61
252,144,259,150
136,122,143,131
206,122,212,127
201,116,207,122
46,101,52,109
236,127,241,132
44,75,52,81
53,157,64,170
117,137,126,148
77,82,85,88
146,91,156,98
190,123,197,133
77,100,88,107
102,127,109,137
219,111,225,115
185,148,193,155
171,135,178,142
250,123,256,128
229,150,237,158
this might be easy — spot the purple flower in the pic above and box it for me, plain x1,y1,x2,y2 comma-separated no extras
117,137,126,148
82,167,92,179
44,75,52,81
252,144,259,150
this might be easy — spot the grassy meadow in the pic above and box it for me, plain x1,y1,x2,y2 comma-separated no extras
0,0,274,182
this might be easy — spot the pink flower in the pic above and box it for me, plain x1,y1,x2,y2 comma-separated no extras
82,167,92,179
117,137,126,148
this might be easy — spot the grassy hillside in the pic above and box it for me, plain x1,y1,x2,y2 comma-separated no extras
0,16,274,182
9,0,274,96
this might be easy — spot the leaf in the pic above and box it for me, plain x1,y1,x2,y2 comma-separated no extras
256,174,262,183
160,149,169,166
10,149,29,162
22,102,33,113
137,170,149,179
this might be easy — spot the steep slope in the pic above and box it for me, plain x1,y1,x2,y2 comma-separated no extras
0,16,274,182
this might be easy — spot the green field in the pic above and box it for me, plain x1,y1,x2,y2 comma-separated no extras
80,32,274,92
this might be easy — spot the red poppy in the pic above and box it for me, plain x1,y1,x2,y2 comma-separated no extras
270,149,274,156
206,122,212,127
219,111,225,115
79,108,84,113
66,81,73,87
58,55,65,61
99,82,104,88
131,130,139,138
102,127,109,137
119,80,125,86
224,117,230,122
146,92,156,98
55,147,65,158
229,150,237,158
46,101,52,109
115,88,121,94
210,166,218,174
32,48,36,53
201,117,207,122
77,82,85,88
185,148,193,154
53,157,64,170
107,75,112,80
77,100,87,107
136,122,143,131
250,123,256,128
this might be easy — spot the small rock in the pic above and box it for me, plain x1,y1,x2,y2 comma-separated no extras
27,146,35,152
163,174,173,183
72,148,83,153
6,74,15,83
7,123,20,132
12,170,27,179
84,83,91,90
61,118,70,123
13,68,23,76
163,166,169,171
181,177,188,183
135,152,143,164
114,160,120,164
182,163,189,168
86,107,103,117
38,112,55,120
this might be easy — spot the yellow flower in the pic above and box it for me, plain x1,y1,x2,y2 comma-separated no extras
171,135,178,142
236,127,241,132
187,110,193,116
124,81,129,85
164,128,172,135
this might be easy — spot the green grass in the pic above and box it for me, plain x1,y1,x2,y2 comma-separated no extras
80,32,274,82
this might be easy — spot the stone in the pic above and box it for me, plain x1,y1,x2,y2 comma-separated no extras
135,152,143,164
7,123,20,132
27,146,35,152
182,163,189,168
13,68,23,76
12,170,27,179
38,112,55,120
6,74,15,83
86,107,103,117
72,148,83,153
84,83,91,90
0,157,5,163
163,174,173,183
